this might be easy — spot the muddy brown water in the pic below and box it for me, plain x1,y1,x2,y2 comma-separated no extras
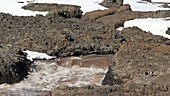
0,55,113,96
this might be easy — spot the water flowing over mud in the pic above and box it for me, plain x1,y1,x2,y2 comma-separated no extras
0,55,112,95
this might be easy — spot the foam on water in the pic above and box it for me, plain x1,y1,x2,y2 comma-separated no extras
0,59,107,94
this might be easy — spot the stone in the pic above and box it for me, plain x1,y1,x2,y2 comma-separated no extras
22,3,83,18
97,10,170,28
166,27,170,35
142,0,151,2
83,4,131,20
111,42,170,84
102,66,122,85
0,13,119,57
100,0,124,8
0,45,32,84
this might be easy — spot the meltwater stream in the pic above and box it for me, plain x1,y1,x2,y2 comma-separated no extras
0,55,111,96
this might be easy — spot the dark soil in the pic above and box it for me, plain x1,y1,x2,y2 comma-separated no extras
166,27,170,35
0,45,31,84
0,13,120,57
52,83,170,96
22,3,83,18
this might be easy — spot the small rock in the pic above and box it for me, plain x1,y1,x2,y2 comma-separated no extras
142,0,151,2
0,46,32,84
22,3,83,18
83,4,131,20
100,0,124,8
102,66,122,85
166,27,170,35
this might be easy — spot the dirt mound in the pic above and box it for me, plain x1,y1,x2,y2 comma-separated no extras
83,4,131,20
101,27,170,86
52,83,170,96
53,42,170,95
113,42,170,85
119,27,170,44
0,45,31,84
0,13,119,57
97,10,170,28
22,3,83,18
49,27,170,95
100,0,124,8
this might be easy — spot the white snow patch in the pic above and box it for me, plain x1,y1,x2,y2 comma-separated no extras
124,0,170,11
69,57,82,60
29,0,106,14
116,27,124,31
152,0,170,3
23,50,56,61
0,0,48,16
17,0,34,3
2,0,106,16
124,18,170,39
1,0,169,16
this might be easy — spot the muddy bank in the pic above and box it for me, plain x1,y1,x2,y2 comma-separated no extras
51,28,170,95
101,27,170,85
117,27,170,44
23,3,170,30
0,12,117,84
0,13,120,57
51,83,170,96
22,3,83,18
0,13,170,85
1,12,170,58
83,5,170,29
83,4,131,20
0,45,31,84
97,10,170,28
112,42,170,85
0,90,52,96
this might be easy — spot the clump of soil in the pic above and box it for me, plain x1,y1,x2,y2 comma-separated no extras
0,45,32,84
22,3,83,18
